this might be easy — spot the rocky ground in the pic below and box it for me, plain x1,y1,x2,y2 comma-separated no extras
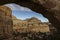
13,31,59,40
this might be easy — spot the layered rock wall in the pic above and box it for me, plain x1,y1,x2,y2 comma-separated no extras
13,16,50,33
0,6,13,40
0,0,60,39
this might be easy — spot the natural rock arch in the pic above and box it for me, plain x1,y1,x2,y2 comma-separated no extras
0,0,60,33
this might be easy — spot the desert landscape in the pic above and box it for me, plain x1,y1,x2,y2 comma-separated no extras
12,15,57,40
12,15,50,33
0,1,59,39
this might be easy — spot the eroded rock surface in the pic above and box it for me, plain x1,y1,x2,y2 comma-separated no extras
0,0,60,30
0,0,60,39
0,6,13,40
12,16,50,33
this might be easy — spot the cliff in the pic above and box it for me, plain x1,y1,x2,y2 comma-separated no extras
12,16,50,33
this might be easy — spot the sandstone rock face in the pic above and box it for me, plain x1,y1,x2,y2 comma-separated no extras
0,6,13,40
0,0,60,39
0,0,60,33
13,16,50,33
13,0,60,32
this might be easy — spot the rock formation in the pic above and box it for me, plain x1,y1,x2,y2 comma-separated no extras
13,16,50,33
0,0,60,39
0,0,59,32
0,6,13,40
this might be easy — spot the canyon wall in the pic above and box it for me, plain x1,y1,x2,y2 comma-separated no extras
13,16,50,33
0,6,13,40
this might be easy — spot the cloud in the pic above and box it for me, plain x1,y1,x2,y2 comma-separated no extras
4,3,32,11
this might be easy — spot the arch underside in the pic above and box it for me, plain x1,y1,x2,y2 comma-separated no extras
0,0,60,32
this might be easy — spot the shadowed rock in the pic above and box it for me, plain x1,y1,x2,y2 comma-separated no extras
0,6,13,40
0,0,60,39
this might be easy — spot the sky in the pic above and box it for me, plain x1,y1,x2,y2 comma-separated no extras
4,3,49,22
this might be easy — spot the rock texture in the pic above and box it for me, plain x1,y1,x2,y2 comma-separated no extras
0,0,60,39
0,0,59,32
13,16,50,33
0,6,13,40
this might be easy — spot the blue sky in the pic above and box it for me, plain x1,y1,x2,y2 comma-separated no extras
5,3,49,22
